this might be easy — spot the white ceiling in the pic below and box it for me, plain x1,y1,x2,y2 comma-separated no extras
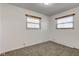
10,3,79,16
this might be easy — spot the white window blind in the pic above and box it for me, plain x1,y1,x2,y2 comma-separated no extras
26,15,41,29
56,14,74,29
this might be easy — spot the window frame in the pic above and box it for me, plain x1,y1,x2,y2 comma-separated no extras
55,14,75,29
25,14,41,29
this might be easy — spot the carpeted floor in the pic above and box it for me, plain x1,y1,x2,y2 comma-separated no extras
1,41,79,56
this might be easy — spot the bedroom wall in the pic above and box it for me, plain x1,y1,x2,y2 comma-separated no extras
0,3,50,53
49,7,79,49
0,4,2,53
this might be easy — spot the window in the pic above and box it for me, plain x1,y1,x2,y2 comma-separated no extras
25,14,41,29
56,14,75,29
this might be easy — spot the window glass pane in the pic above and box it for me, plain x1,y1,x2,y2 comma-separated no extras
27,17,40,23
57,23,73,28
27,23,40,28
57,16,73,24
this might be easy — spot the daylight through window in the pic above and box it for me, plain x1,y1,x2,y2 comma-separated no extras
26,15,41,29
56,14,75,29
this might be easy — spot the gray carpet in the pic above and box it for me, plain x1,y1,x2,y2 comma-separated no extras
1,41,79,56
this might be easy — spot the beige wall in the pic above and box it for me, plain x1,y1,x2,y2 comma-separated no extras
0,4,2,52
0,4,50,53
49,7,79,49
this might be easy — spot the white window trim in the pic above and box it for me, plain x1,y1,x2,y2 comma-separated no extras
26,15,41,29
55,14,75,29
